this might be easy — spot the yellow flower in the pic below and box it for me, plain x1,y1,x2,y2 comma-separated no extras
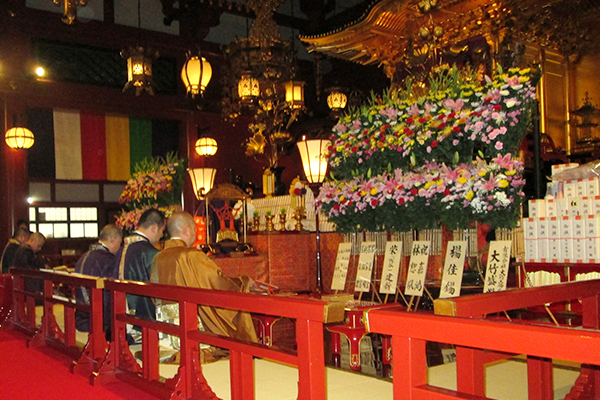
465,190,474,200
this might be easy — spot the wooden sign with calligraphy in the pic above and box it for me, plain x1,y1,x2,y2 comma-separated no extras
331,242,353,291
483,240,512,293
439,241,467,298
379,241,402,294
404,240,430,297
354,241,376,292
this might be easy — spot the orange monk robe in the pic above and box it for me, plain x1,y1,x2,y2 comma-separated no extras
151,239,258,343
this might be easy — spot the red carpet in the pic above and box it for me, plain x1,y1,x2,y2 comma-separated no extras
0,328,159,400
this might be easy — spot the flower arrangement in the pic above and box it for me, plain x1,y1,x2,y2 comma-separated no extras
317,65,538,232
115,152,186,232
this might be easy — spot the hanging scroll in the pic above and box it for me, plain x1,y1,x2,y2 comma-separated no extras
379,241,402,294
439,241,467,298
331,242,352,291
404,241,430,297
354,241,376,292
483,240,512,293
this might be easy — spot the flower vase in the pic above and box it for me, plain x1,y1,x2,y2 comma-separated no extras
265,215,275,232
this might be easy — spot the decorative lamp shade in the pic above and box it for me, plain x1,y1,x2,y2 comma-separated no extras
188,168,216,199
5,127,35,149
121,46,158,96
297,138,331,184
238,73,259,103
285,81,305,109
195,137,218,156
181,55,212,97
327,90,348,111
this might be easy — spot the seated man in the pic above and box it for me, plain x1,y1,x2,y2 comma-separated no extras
151,211,258,343
12,232,47,294
74,225,123,333
1,227,31,274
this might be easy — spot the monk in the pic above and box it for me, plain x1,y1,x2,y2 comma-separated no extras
151,211,257,343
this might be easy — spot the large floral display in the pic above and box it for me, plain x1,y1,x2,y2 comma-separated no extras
115,152,185,233
316,65,539,232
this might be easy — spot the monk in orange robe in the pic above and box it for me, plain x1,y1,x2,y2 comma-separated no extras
151,211,257,343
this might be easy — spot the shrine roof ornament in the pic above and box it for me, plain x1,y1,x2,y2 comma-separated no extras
300,0,600,78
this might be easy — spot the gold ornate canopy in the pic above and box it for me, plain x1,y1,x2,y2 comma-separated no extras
300,0,600,78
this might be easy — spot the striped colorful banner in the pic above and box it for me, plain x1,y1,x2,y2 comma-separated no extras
27,109,178,182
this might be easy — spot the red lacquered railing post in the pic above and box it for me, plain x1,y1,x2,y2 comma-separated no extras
393,334,427,399
230,349,254,400
455,347,485,396
89,287,106,361
296,318,326,400
527,356,553,400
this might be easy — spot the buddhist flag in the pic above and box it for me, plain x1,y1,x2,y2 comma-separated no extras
31,109,154,181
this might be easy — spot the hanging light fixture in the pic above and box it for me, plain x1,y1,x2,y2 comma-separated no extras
121,46,159,96
285,81,305,110
5,127,35,150
195,137,218,157
327,88,348,111
181,51,212,98
188,168,216,199
238,72,260,104
121,0,158,96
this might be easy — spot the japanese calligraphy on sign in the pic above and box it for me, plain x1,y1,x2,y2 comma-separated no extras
404,241,430,297
354,241,376,292
331,242,353,291
439,241,467,299
483,240,512,293
379,241,403,294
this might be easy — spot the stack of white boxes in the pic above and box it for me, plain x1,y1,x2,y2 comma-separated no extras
524,163,600,263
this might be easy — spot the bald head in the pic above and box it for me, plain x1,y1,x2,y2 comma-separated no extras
167,212,197,247
99,225,123,254
27,232,46,252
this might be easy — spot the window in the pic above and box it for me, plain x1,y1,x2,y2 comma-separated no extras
29,207,99,238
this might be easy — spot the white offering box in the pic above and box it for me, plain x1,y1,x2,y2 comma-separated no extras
556,198,569,217
573,216,586,262
536,218,549,261
547,217,561,262
564,181,576,199
593,196,600,215
551,163,579,176
528,199,546,218
568,198,582,217
575,179,587,197
585,215,600,262
545,199,557,217
587,177,600,197
523,218,538,262
560,217,574,262
580,197,593,216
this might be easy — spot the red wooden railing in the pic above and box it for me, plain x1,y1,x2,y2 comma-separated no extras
0,274,13,325
434,280,600,399
9,268,108,375
365,305,600,400
6,267,345,400
94,279,344,400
